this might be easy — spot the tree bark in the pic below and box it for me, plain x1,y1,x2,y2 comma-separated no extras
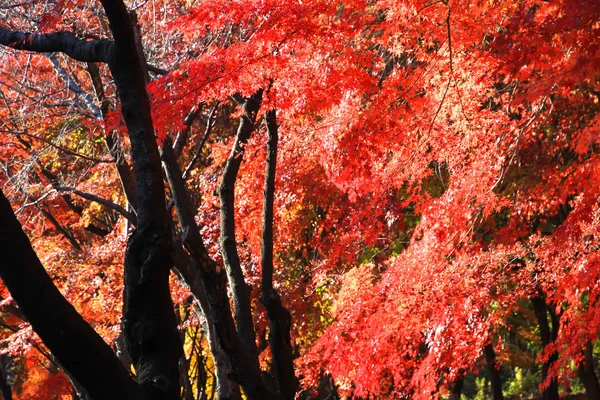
531,295,559,400
260,109,298,400
217,91,263,370
0,27,113,62
577,341,600,400
0,1,183,398
0,189,137,399
161,136,278,399
484,343,504,400
100,1,183,398
162,139,241,400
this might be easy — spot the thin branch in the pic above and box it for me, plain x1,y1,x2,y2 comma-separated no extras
15,190,54,211
0,129,113,163
47,54,103,120
55,186,137,225
173,102,204,159
147,64,168,75
182,103,218,180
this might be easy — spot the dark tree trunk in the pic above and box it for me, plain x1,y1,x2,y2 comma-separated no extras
577,341,600,400
260,109,298,400
0,189,137,399
100,1,183,398
162,136,240,399
0,1,183,399
531,295,559,400
449,376,463,400
162,135,274,399
484,344,504,400
217,91,263,372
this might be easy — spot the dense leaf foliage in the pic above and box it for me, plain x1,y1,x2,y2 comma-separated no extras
0,0,598,398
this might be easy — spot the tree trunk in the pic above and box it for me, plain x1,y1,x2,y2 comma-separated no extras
162,137,242,400
101,1,183,398
260,109,298,400
161,136,277,399
531,295,559,400
217,91,263,371
484,343,504,400
577,341,600,400
0,188,137,399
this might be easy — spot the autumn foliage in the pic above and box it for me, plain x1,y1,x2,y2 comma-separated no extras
0,0,599,399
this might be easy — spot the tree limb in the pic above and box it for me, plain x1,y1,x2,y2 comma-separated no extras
217,90,263,371
172,102,204,159
182,103,218,179
161,136,278,399
0,188,137,399
55,186,137,225
0,27,114,62
260,109,297,399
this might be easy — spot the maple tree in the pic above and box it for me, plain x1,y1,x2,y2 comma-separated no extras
0,0,598,399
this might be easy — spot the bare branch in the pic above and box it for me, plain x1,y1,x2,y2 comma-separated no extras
182,103,218,179
0,129,113,163
47,54,103,120
147,63,168,75
55,186,137,225
0,27,114,63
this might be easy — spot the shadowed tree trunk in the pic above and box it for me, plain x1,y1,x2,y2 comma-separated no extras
577,341,600,400
531,295,559,400
0,188,137,399
0,1,183,399
260,109,298,400
161,134,278,399
102,1,182,397
217,91,263,371
484,343,504,400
